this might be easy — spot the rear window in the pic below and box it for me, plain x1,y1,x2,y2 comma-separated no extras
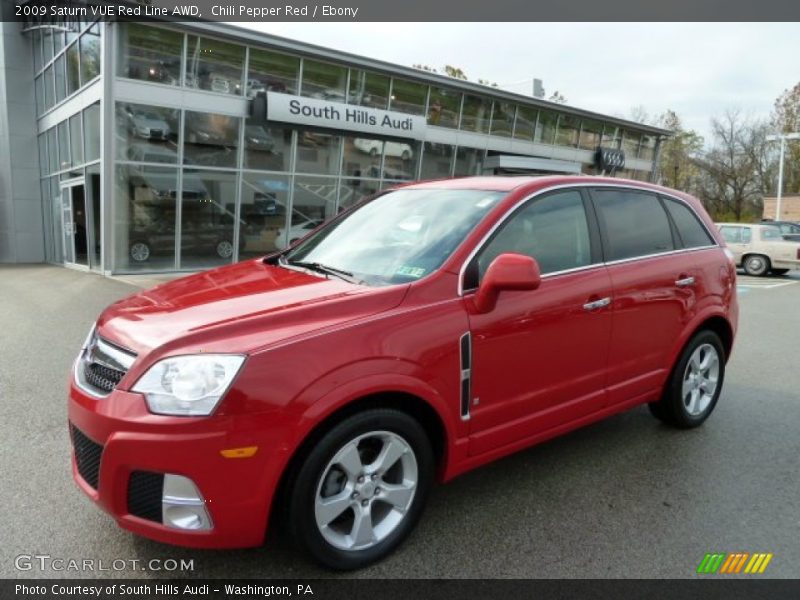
662,197,715,248
593,189,674,261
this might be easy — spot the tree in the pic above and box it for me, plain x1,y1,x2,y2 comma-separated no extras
412,64,498,87
655,110,704,193
772,82,800,194
547,91,567,104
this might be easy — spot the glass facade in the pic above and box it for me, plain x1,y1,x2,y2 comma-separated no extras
28,21,661,275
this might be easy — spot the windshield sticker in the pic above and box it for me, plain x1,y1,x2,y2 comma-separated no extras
396,266,426,278
476,196,498,208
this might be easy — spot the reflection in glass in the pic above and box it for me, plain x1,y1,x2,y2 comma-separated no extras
38,133,48,177
54,55,66,104
491,102,515,137
578,120,603,151
338,178,381,212
87,164,102,269
383,140,419,180
240,174,291,257
601,124,621,149
119,23,182,86
461,94,491,133
555,115,580,148
186,35,244,95
348,70,390,109
47,127,58,173
420,143,454,179
622,131,641,159
66,42,80,95
44,65,54,111
243,124,291,171
43,29,54,64
344,136,383,180
57,121,70,170
427,87,461,128
454,147,484,176
33,30,42,73
84,102,101,162
179,170,238,269
390,79,426,116
292,176,338,234
246,48,299,97
80,29,101,84
117,103,179,163
514,105,537,141
296,132,341,175
301,59,347,101
639,135,656,161
114,165,178,271
70,114,83,165
534,110,557,144
184,111,240,168
35,76,44,116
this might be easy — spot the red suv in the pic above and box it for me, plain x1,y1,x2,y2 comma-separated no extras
69,176,738,569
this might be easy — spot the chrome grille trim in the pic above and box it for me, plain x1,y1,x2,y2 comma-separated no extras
74,326,137,398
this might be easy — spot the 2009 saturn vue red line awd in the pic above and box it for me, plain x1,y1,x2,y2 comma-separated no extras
68,176,738,569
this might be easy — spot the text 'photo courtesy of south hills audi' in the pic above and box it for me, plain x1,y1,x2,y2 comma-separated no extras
68,176,738,570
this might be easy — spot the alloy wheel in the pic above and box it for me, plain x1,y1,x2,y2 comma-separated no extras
681,343,720,416
130,242,150,262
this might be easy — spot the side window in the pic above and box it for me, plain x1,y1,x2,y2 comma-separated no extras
475,190,592,282
741,227,752,243
719,226,741,244
760,227,782,241
662,198,715,248
593,189,674,261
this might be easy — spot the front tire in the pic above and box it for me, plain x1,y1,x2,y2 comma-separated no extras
743,254,770,276
287,409,434,570
648,330,725,428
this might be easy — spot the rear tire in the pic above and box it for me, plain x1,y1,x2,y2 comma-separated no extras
648,330,725,429
743,254,770,276
287,409,434,570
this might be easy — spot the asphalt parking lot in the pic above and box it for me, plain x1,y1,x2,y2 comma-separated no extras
1,265,798,579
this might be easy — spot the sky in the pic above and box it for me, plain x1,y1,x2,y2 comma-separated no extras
233,22,799,142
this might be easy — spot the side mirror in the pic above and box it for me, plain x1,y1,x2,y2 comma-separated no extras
473,253,541,314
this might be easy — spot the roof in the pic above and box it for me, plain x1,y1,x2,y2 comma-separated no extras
401,175,668,192
177,21,671,138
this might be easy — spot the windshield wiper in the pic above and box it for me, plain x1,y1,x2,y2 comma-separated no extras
284,258,361,284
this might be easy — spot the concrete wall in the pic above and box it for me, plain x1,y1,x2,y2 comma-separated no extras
0,16,44,263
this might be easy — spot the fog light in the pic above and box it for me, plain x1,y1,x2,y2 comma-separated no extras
162,474,213,531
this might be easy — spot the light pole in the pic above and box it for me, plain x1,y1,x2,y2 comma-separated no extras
766,132,800,220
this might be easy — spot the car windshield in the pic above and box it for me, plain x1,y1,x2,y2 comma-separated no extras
283,188,505,286
761,226,783,241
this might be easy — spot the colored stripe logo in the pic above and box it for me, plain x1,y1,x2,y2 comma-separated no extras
697,552,773,574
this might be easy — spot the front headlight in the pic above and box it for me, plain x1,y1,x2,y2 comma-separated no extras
132,354,246,416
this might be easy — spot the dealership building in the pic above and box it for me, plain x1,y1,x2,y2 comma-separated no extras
0,10,670,274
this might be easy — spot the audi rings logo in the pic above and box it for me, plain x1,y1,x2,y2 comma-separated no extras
595,146,626,171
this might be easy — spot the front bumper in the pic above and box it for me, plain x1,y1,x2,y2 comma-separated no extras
67,380,283,549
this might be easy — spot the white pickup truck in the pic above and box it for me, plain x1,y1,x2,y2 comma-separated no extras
716,222,800,276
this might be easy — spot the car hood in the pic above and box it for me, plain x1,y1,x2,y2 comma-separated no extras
97,259,408,357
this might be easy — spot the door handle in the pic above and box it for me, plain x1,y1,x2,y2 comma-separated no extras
583,297,611,311
675,276,695,287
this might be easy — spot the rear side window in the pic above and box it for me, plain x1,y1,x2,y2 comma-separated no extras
592,189,674,261
662,197,715,248
475,190,592,281
720,226,752,244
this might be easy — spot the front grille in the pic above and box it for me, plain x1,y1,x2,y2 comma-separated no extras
70,424,103,489
83,362,125,393
128,471,164,523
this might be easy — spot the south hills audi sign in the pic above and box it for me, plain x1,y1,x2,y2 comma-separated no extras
259,92,428,139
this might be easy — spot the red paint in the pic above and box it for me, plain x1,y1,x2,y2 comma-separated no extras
68,176,737,548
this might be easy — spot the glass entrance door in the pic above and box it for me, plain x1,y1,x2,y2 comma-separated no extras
60,181,89,268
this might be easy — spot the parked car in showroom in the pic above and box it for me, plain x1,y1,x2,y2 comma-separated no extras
353,138,414,161
123,105,171,141
716,222,800,275
69,177,737,570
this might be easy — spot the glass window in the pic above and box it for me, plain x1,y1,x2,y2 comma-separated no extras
461,94,491,133
115,165,178,271
86,163,102,269
491,102,515,137
300,59,346,101
622,131,641,159
662,198,714,249
33,30,42,73
420,142,454,179
383,140,419,181
427,87,461,128
292,175,339,228
65,21,79,47
38,133,48,176
42,29,54,65
239,173,291,258
117,103,179,163
179,170,238,269
184,111,240,168
578,120,603,151
80,29,101,84
295,131,341,175
601,124,621,149
344,136,384,180
35,76,44,115
555,114,580,148
70,114,83,166
186,35,244,95
83,102,101,162
119,23,182,86
760,226,783,241
285,188,503,286
54,55,66,104
389,78,426,116
57,121,70,170
454,147,484,176
53,30,65,56
719,226,742,244
47,127,58,173
348,69,390,109
246,48,299,97
243,123,292,171
534,110,557,144
514,106,537,141
338,178,382,212
66,43,80,96
476,190,591,280
593,190,674,260
639,135,656,162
